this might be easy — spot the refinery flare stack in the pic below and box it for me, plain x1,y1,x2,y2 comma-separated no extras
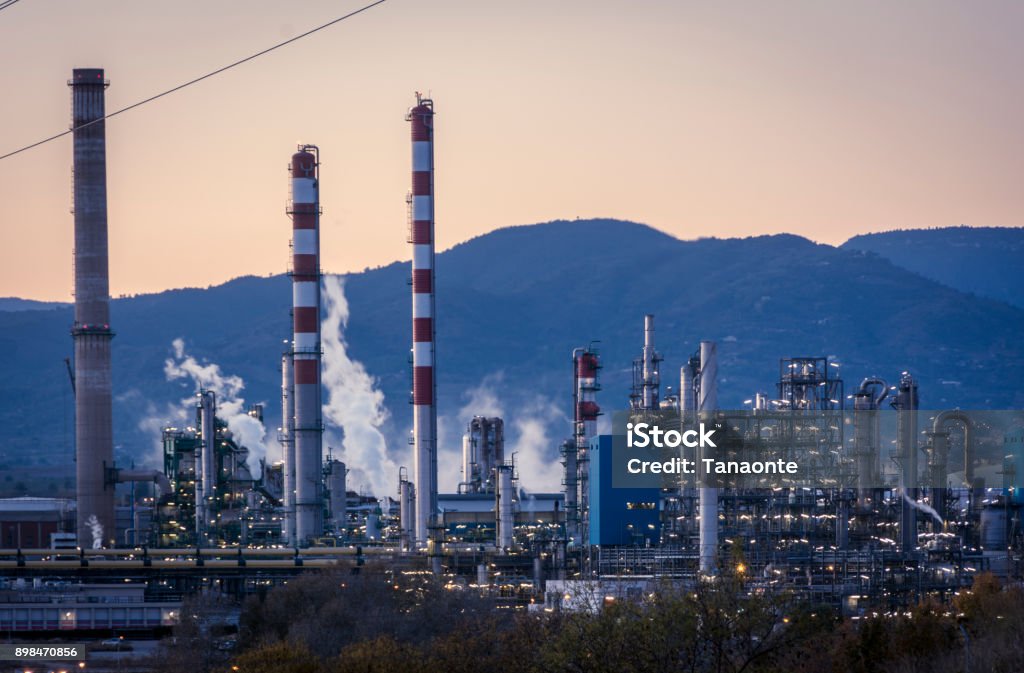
408,94,438,546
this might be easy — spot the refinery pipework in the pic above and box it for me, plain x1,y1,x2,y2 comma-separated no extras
289,145,324,545
70,68,116,549
408,93,438,546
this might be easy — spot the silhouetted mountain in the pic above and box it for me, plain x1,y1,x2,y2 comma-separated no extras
842,226,1024,307
1,219,1022,480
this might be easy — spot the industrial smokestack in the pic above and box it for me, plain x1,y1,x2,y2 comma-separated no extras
288,145,324,545
69,68,115,549
698,340,718,575
407,94,437,545
280,351,296,545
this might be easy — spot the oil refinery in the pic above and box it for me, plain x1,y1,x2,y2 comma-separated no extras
1,69,1023,649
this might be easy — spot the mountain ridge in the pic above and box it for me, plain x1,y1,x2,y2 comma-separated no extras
0,219,1020,495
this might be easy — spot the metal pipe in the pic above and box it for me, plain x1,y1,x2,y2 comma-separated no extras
116,469,171,496
930,409,976,525
932,410,976,486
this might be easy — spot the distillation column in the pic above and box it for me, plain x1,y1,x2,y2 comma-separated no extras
280,352,296,545
698,341,718,575
196,390,216,543
853,378,887,507
893,373,919,552
641,315,659,409
289,146,324,545
328,460,347,536
574,348,600,544
399,472,415,552
408,94,438,545
70,68,116,549
496,465,515,549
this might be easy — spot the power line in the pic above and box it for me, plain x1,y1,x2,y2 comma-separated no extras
0,0,23,13
0,0,388,161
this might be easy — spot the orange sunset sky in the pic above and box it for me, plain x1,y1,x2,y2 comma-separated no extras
0,0,1021,301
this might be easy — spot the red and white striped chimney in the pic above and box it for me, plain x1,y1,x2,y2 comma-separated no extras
289,145,323,545
407,94,437,545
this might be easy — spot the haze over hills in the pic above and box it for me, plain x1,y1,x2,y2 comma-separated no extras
1,220,1022,495
842,226,1024,308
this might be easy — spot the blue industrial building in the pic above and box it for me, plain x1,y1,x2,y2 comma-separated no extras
588,434,661,546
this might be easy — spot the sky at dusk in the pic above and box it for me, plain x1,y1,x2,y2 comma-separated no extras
0,0,1021,301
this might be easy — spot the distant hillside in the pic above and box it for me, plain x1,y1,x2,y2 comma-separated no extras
1,219,1022,494
0,297,69,312
842,226,1024,307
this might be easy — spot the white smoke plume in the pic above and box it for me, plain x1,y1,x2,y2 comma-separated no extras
321,275,397,499
438,375,567,493
86,514,103,550
901,491,944,526
164,338,271,473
